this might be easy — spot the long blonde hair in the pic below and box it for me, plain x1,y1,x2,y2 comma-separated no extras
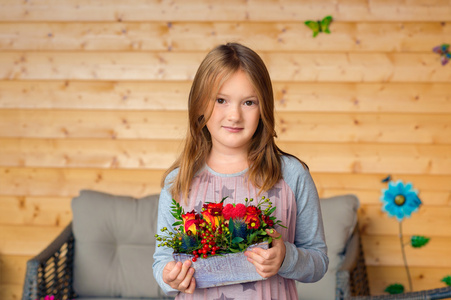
162,43,301,202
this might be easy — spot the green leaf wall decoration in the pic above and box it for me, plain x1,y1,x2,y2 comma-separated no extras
410,236,430,248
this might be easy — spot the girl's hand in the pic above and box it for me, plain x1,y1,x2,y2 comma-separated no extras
162,260,196,294
244,229,286,278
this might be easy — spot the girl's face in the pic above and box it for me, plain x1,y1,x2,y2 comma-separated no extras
206,70,261,155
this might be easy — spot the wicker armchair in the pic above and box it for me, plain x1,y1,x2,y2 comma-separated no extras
22,224,76,300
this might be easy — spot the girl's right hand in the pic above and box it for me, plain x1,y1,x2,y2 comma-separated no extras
162,260,196,294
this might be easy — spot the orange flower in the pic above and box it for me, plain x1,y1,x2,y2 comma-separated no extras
182,210,200,235
202,211,224,227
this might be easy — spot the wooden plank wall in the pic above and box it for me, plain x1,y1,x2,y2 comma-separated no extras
1,0,450,298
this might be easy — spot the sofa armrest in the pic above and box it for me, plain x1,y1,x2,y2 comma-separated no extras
336,225,371,299
22,223,76,300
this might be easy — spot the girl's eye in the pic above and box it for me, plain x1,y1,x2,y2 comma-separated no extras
244,100,256,106
216,98,225,104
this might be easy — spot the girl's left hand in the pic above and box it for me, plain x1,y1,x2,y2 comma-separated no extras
244,229,286,278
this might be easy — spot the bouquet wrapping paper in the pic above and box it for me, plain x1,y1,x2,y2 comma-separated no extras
173,242,268,288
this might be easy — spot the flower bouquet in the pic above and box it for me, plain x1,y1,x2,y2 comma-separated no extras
155,196,285,288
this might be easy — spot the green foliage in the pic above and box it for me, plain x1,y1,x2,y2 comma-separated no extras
410,236,430,248
384,284,405,294
441,275,451,286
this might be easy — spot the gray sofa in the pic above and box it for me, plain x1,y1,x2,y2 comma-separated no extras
22,190,451,300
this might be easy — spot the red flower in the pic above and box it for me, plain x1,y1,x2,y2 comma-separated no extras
223,203,247,220
203,202,223,216
182,210,200,235
246,205,261,217
245,214,261,229
262,215,274,227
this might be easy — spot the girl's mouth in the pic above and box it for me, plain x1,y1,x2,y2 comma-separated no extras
223,126,243,133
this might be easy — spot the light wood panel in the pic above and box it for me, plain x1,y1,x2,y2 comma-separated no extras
318,189,451,207
0,167,164,197
1,0,450,22
362,235,451,268
312,173,451,192
1,22,449,52
0,138,181,170
0,110,188,140
367,266,451,295
1,52,451,82
1,110,450,144
0,283,21,300
1,81,451,114
0,196,72,227
0,225,66,256
0,255,29,284
359,205,451,237
2,167,450,198
1,138,450,175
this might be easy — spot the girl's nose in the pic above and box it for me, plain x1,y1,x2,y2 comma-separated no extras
227,105,241,121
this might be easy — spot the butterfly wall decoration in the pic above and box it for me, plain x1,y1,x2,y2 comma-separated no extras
304,15,333,38
432,44,451,65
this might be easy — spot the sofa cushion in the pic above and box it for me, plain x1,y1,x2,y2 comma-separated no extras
297,194,360,300
72,190,169,299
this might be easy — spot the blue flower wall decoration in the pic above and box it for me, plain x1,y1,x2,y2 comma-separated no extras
381,180,422,222
380,177,429,294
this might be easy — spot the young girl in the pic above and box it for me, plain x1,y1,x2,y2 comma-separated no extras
153,43,328,299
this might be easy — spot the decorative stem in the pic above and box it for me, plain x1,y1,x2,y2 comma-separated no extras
399,221,413,292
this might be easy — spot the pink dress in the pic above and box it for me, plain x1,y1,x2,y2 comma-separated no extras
176,167,298,300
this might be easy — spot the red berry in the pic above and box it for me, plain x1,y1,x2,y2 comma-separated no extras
212,226,216,231
192,257,197,262
203,254,208,258
202,249,207,254
195,254,199,258
192,250,197,255
211,251,216,255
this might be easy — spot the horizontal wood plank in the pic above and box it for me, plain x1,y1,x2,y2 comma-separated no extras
1,139,450,175
318,189,451,207
0,167,164,198
0,225,66,256
0,110,188,140
0,196,72,227
1,110,450,144
0,283,22,300
0,255,29,284
1,81,451,114
2,167,450,198
1,0,450,22
367,266,451,295
1,52,451,82
312,173,451,193
1,22,450,52
362,235,451,268
359,204,451,237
